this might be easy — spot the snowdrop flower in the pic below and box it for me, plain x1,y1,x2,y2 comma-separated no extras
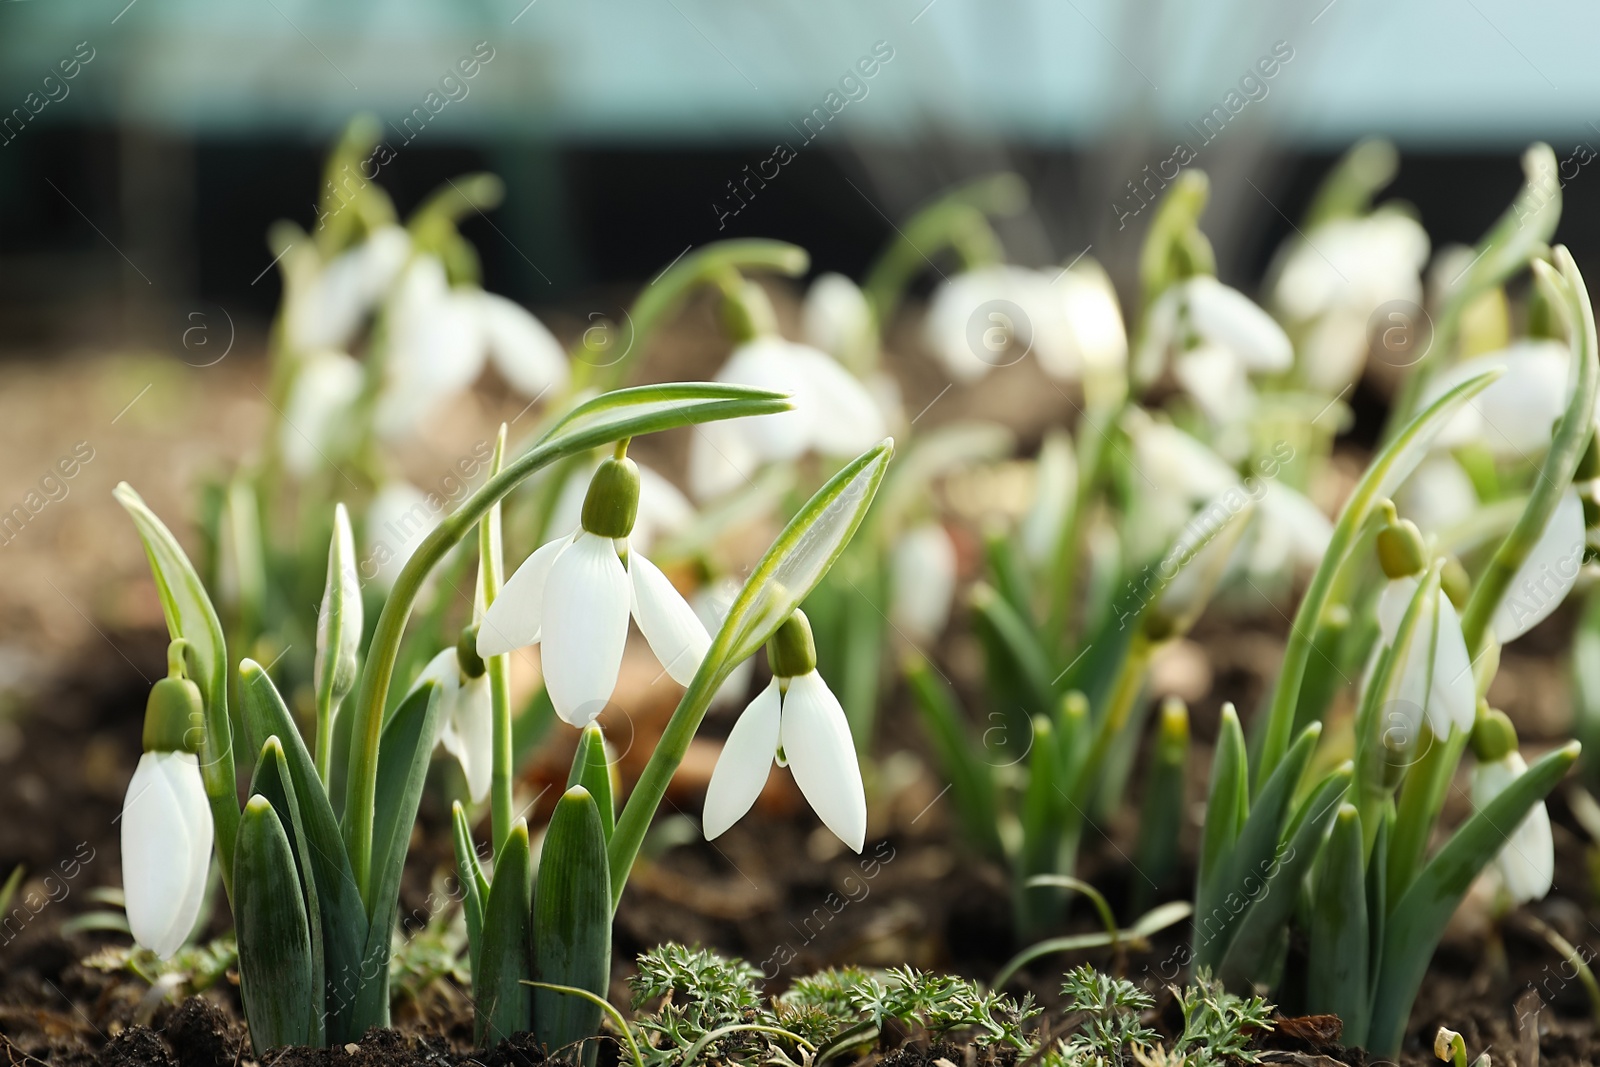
1250,480,1333,576
1371,508,1475,740
1137,276,1292,418
364,481,441,590
689,337,885,500
1395,454,1480,536
547,458,694,555
703,610,866,850
376,256,568,438
1273,213,1430,392
1470,709,1554,904
923,265,1074,383
280,351,365,477
478,453,711,726
890,522,958,644
121,642,213,960
415,631,492,802
286,226,411,353
1123,409,1240,557
1491,485,1585,643
803,272,876,373
1425,340,1572,458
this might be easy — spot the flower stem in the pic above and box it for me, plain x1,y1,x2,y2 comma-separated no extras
480,426,515,860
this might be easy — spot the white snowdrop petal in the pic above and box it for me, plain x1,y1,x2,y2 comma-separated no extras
890,523,958,643
166,752,213,959
702,680,782,840
281,352,364,477
478,291,570,398
365,482,441,590
791,347,886,455
121,752,199,959
1057,267,1127,376
1184,276,1293,372
1492,488,1586,643
1376,575,1420,643
924,269,1004,383
629,553,712,687
778,672,867,852
479,535,570,655
695,579,753,710
440,675,494,803
803,272,874,364
1427,341,1572,455
1174,344,1252,424
542,532,631,726
1397,455,1480,535
688,413,762,501
1473,753,1555,904
1428,594,1477,738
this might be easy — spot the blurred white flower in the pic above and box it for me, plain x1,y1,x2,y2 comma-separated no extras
1472,751,1555,904
1021,431,1078,565
1491,487,1585,643
416,647,492,803
478,459,710,725
803,272,876,371
286,226,411,353
1251,481,1333,576
890,522,958,643
281,351,364,477
376,256,568,438
1396,454,1480,536
694,577,754,711
365,481,440,590
1425,340,1572,458
923,265,1073,383
689,337,885,499
121,750,212,959
1137,276,1292,417
1274,213,1430,392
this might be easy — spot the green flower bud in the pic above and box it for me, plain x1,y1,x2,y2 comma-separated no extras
767,610,817,679
1440,555,1471,611
144,641,204,754
1375,501,1428,579
457,624,486,679
1469,705,1518,763
580,456,640,539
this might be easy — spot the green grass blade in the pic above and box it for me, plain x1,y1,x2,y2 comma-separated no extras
236,796,316,1053
567,724,615,842
1308,804,1370,1047
1016,716,1062,937
903,654,1003,860
1134,697,1189,912
1368,742,1580,1058
536,787,613,1052
451,802,487,981
476,820,532,1045
1193,704,1248,970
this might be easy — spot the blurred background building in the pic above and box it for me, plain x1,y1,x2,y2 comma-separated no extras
2,0,1598,350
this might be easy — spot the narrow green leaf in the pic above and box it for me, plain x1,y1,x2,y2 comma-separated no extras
1308,805,1370,1047
1193,704,1247,970
114,483,238,888
235,796,316,1053
1016,716,1062,938
1134,697,1189,912
903,654,1003,860
352,680,445,1028
1256,369,1502,784
1216,767,1351,990
567,724,615,842
1368,742,1579,1058
246,739,325,1047
983,527,1035,624
992,900,1193,990
239,660,368,1045
536,787,612,1053
970,582,1056,721
1199,721,1321,967
476,820,532,1045
451,802,487,982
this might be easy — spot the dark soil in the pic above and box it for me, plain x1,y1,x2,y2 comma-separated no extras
3,610,1599,1067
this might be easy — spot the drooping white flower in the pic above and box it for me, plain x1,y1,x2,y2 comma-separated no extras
1374,573,1477,739
1136,276,1292,416
1021,430,1078,566
478,456,711,726
376,256,568,438
1491,487,1586,643
365,481,440,590
1053,261,1128,387
547,459,694,555
1425,340,1573,458
1396,454,1480,536
1251,481,1333,576
923,265,1073,383
689,337,885,499
416,646,492,802
1472,750,1555,904
1273,212,1430,392
890,522,958,643
803,272,876,372
122,657,213,961
281,351,365,477
703,611,866,850
286,226,412,353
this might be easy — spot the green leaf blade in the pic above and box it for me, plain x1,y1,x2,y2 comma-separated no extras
235,796,317,1053
535,786,613,1054
476,820,532,1045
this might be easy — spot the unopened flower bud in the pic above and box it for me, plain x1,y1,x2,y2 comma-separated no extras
580,456,640,538
1376,502,1428,579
